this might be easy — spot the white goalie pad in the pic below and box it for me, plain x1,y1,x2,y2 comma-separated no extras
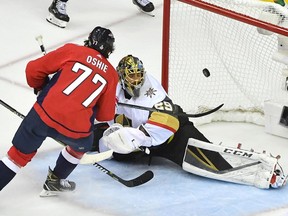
182,138,279,189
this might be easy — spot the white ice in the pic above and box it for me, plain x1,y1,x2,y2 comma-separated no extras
0,0,288,216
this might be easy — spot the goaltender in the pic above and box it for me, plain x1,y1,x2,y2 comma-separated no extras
93,54,287,189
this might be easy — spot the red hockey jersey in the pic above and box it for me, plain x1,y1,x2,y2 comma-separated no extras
26,43,118,139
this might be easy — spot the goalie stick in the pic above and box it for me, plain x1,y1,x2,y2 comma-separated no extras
118,102,224,118
0,98,153,187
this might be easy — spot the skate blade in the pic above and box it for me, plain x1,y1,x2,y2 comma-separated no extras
136,8,155,17
46,13,67,28
39,189,59,197
39,188,76,197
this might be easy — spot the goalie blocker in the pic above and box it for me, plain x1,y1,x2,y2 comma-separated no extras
183,138,287,189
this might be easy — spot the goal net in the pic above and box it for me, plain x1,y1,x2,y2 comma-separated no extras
162,0,288,126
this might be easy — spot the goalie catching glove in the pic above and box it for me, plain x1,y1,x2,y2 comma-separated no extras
101,123,152,154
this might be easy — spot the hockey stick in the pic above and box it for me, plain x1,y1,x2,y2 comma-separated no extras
0,98,154,187
94,163,154,187
35,35,46,55
0,99,26,119
118,102,224,118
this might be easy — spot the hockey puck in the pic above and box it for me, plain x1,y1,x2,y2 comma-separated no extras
202,68,210,77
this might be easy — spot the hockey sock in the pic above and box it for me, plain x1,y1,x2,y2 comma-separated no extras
52,149,78,179
0,161,17,191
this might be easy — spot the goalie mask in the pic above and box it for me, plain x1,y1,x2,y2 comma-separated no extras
117,55,146,97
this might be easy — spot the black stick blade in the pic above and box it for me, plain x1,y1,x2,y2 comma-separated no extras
120,170,154,187
93,162,154,187
184,103,224,118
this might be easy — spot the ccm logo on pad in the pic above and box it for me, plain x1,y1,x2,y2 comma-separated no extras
223,148,253,158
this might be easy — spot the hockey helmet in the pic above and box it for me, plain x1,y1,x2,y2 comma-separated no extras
117,55,146,97
85,26,115,58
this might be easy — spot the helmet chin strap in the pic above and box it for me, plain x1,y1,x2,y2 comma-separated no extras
123,89,132,99
123,86,141,99
132,88,141,97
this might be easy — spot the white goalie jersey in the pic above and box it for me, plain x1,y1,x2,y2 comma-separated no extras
115,73,168,127
99,73,179,153
114,73,179,146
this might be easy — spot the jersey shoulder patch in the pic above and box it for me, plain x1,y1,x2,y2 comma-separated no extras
147,112,179,133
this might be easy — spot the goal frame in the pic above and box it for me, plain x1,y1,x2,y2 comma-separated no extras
161,0,288,92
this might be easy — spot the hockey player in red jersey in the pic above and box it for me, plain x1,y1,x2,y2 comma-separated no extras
93,54,287,189
0,26,118,196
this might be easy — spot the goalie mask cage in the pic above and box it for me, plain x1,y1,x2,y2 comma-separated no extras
162,0,288,125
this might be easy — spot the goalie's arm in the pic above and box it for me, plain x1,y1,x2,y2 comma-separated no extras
100,111,180,154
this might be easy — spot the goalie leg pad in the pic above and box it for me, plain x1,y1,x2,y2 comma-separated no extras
182,138,284,189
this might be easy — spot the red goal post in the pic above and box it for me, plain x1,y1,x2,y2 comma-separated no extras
162,0,288,126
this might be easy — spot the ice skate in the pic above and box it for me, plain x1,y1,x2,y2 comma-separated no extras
39,167,76,197
133,0,155,17
46,0,70,28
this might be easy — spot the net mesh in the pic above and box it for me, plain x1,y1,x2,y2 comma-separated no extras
165,0,288,124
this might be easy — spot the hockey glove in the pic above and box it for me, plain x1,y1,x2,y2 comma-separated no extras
102,124,151,154
33,76,50,95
